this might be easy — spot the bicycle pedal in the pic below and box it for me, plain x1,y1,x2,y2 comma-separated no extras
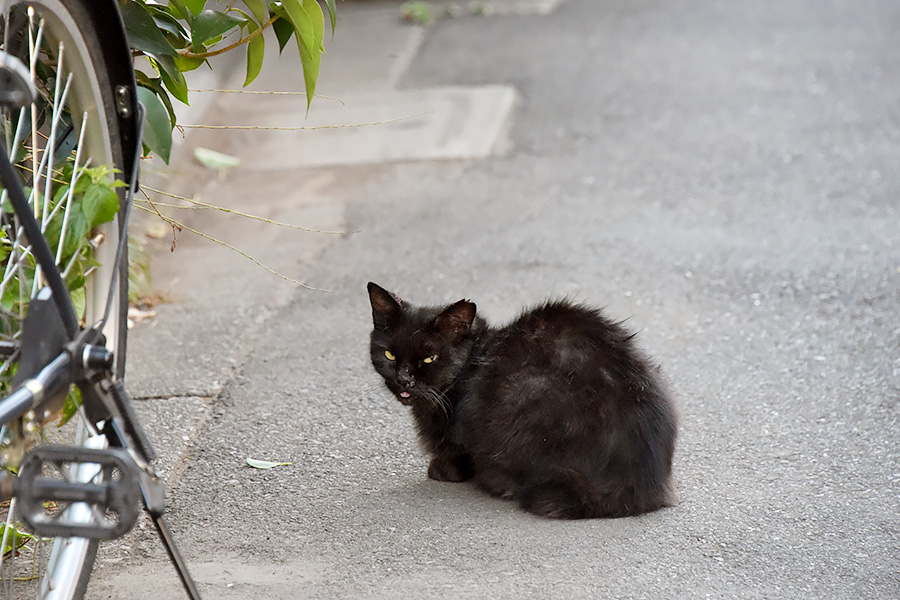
15,446,141,540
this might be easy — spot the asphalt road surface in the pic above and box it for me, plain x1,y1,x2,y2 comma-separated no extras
90,0,899,598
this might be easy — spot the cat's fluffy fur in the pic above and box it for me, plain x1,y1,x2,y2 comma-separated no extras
367,282,677,519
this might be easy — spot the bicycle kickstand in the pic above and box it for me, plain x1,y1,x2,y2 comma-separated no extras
106,394,203,600
143,483,202,600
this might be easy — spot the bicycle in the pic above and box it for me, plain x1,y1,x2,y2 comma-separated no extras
0,0,201,598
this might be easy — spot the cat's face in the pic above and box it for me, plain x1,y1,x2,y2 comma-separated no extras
367,282,476,406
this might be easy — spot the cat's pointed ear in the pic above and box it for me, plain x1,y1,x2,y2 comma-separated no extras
368,282,404,330
433,299,476,341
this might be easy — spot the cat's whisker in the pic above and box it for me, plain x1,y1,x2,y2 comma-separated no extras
423,387,452,425
358,382,393,404
359,382,382,394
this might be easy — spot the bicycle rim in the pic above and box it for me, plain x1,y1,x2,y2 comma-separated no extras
0,0,133,597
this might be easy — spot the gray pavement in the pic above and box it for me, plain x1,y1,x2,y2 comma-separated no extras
88,0,899,598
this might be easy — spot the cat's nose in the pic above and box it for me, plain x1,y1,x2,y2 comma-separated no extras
397,367,415,387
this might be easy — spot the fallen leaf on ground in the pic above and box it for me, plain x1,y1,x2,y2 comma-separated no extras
128,307,157,323
194,147,240,170
145,222,170,239
246,458,292,469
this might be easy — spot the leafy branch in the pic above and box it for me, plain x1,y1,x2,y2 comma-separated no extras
122,0,337,163
176,14,280,60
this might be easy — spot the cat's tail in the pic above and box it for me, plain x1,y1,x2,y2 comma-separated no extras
518,467,676,519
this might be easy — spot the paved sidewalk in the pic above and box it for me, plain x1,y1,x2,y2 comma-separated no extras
93,0,532,594
89,0,900,598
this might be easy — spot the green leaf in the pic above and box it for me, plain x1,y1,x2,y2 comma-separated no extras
281,0,318,56
121,1,178,56
64,254,86,291
299,2,325,109
52,182,70,206
152,55,190,105
0,524,34,556
62,211,88,259
323,0,337,34
242,0,268,24
283,0,325,109
68,284,86,324
52,166,77,203
82,183,119,229
43,214,62,254
167,0,193,23
144,6,189,40
271,16,294,53
174,54,206,72
194,147,240,170
57,387,82,427
246,458,292,469
1,277,20,312
83,164,126,187
191,9,245,50
183,0,206,16
136,86,174,163
299,46,322,111
244,20,265,86
136,71,177,126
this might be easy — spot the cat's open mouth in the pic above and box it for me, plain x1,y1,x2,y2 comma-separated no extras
384,382,415,405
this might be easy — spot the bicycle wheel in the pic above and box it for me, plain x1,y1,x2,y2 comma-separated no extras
0,0,138,598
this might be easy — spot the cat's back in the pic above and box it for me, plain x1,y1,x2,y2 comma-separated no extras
474,298,664,405
497,298,636,363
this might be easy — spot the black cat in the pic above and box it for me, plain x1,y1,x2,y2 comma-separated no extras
367,282,677,519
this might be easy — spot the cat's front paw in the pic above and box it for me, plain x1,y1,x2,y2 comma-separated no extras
427,454,474,482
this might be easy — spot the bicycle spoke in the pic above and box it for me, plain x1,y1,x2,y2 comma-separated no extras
39,42,65,224
27,13,39,215
0,498,18,600
54,112,87,265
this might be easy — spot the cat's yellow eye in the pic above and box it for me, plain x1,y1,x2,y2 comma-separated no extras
423,354,438,364
384,350,396,361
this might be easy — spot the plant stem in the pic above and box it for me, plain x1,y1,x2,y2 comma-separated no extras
178,15,278,60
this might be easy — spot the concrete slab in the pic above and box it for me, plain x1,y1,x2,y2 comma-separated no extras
429,0,566,16
126,304,266,399
179,0,521,170
126,165,348,400
203,85,517,169
131,395,211,480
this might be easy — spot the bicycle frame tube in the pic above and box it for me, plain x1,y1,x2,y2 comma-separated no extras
0,351,71,426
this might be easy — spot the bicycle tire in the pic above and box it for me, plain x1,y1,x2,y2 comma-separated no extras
0,0,138,598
